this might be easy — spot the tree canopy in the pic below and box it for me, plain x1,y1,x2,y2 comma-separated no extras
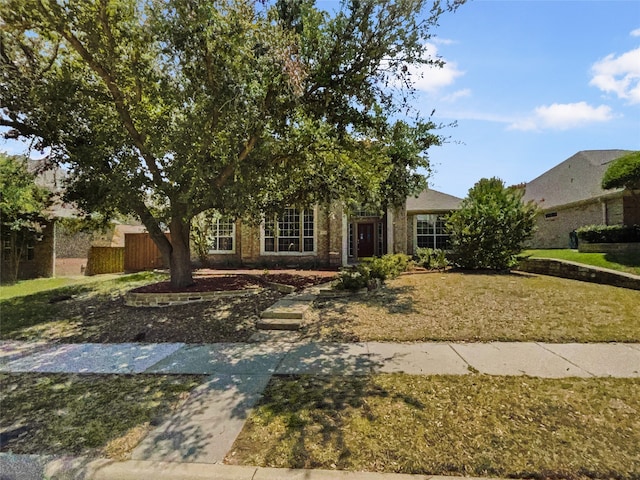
602,151,640,191
0,0,465,286
446,177,537,270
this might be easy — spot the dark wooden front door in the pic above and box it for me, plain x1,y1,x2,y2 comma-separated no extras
357,223,375,257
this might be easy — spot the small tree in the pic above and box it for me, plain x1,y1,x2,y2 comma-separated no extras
0,154,51,282
446,177,537,270
602,151,640,191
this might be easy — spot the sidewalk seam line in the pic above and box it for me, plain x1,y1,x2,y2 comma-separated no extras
447,343,473,373
535,342,595,377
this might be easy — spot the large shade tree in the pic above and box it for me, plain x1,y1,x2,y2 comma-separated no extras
0,0,464,287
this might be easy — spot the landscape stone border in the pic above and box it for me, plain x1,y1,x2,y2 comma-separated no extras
517,258,640,291
124,287,261,307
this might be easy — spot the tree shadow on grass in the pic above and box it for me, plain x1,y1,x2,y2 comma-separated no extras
0,287,284,343
302,285,420,342
131,342,389,464
228,373,425,470
604,251,640,270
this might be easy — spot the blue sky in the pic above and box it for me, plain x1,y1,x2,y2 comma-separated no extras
406,0,640,198
3,0,638,200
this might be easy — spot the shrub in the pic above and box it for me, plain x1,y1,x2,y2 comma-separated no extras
333,254,411,290
576,225,640,243
334,264,371,291
365,253,411,281
415,247,449,270
447,177,538,270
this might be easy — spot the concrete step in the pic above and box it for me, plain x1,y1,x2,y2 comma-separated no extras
260,300,310,320
256,318,303,331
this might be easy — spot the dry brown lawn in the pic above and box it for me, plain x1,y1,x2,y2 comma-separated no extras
229,374,640,479
305,271,640,342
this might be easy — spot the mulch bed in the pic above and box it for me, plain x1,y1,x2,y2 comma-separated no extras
131,272,336,294
131,275,259,294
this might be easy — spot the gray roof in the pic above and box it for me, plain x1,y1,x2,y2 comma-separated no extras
522,150,632,210
406,188,462,213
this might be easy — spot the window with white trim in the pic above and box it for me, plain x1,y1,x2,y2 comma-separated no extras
415,214,450,249
263,207,315,254
207,214,236,254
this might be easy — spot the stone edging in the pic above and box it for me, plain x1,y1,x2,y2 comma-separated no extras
578,242,640,254
124,287,261,307
516,258,640,291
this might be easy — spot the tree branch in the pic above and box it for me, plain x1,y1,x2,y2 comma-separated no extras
36,0,165,188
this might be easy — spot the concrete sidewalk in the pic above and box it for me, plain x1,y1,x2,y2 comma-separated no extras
1,340,639,479
2,340,639,378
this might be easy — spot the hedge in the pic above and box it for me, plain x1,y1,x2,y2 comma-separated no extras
576,224,640,243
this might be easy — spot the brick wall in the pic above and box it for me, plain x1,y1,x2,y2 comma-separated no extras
528,201,606,249
527,195,635,249
1,221,55,282
55,224,93,258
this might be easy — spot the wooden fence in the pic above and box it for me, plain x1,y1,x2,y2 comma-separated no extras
85,247,124,275
124,233,170,272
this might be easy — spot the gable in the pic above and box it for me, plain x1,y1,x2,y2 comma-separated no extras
522,150,631,210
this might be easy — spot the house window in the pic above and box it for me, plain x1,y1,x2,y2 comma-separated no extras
1,233,35,260
415,214,450,249
207,215,236,254
263,207,315,254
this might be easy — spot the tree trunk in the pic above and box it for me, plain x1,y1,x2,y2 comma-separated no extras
168,217,194,289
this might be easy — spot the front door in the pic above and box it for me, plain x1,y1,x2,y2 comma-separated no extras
357,223,375,257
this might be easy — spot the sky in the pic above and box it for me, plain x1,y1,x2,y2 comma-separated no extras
402,0,640,198
2,0,639,200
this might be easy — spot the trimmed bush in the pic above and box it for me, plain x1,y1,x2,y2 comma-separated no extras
576,225,640,244
415,247,449,270
365,253,411,281
333,254,411,291
334,265,371,291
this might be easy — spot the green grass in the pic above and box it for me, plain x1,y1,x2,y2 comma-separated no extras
0,272,167,339
229,374,640,479
523,249,640,276
0,272,166,301
0,276,97,301
0,373,205,457
307,273,640,343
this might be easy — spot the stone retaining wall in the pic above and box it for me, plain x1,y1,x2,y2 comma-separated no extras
125,287,261,307
517,258,640,291
578,242,640,254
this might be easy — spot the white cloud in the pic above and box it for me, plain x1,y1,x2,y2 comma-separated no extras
589,47,640,104
631,28,640,37
403,43,465,93
508,102,614,131
441,88,472,102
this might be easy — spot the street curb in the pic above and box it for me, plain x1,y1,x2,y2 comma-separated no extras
1,454,508,480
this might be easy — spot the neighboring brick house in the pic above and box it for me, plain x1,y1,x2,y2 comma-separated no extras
198,188,462,268
522,150,640,249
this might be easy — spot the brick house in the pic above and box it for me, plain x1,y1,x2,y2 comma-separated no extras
199,188,462,268
522,150,640,249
